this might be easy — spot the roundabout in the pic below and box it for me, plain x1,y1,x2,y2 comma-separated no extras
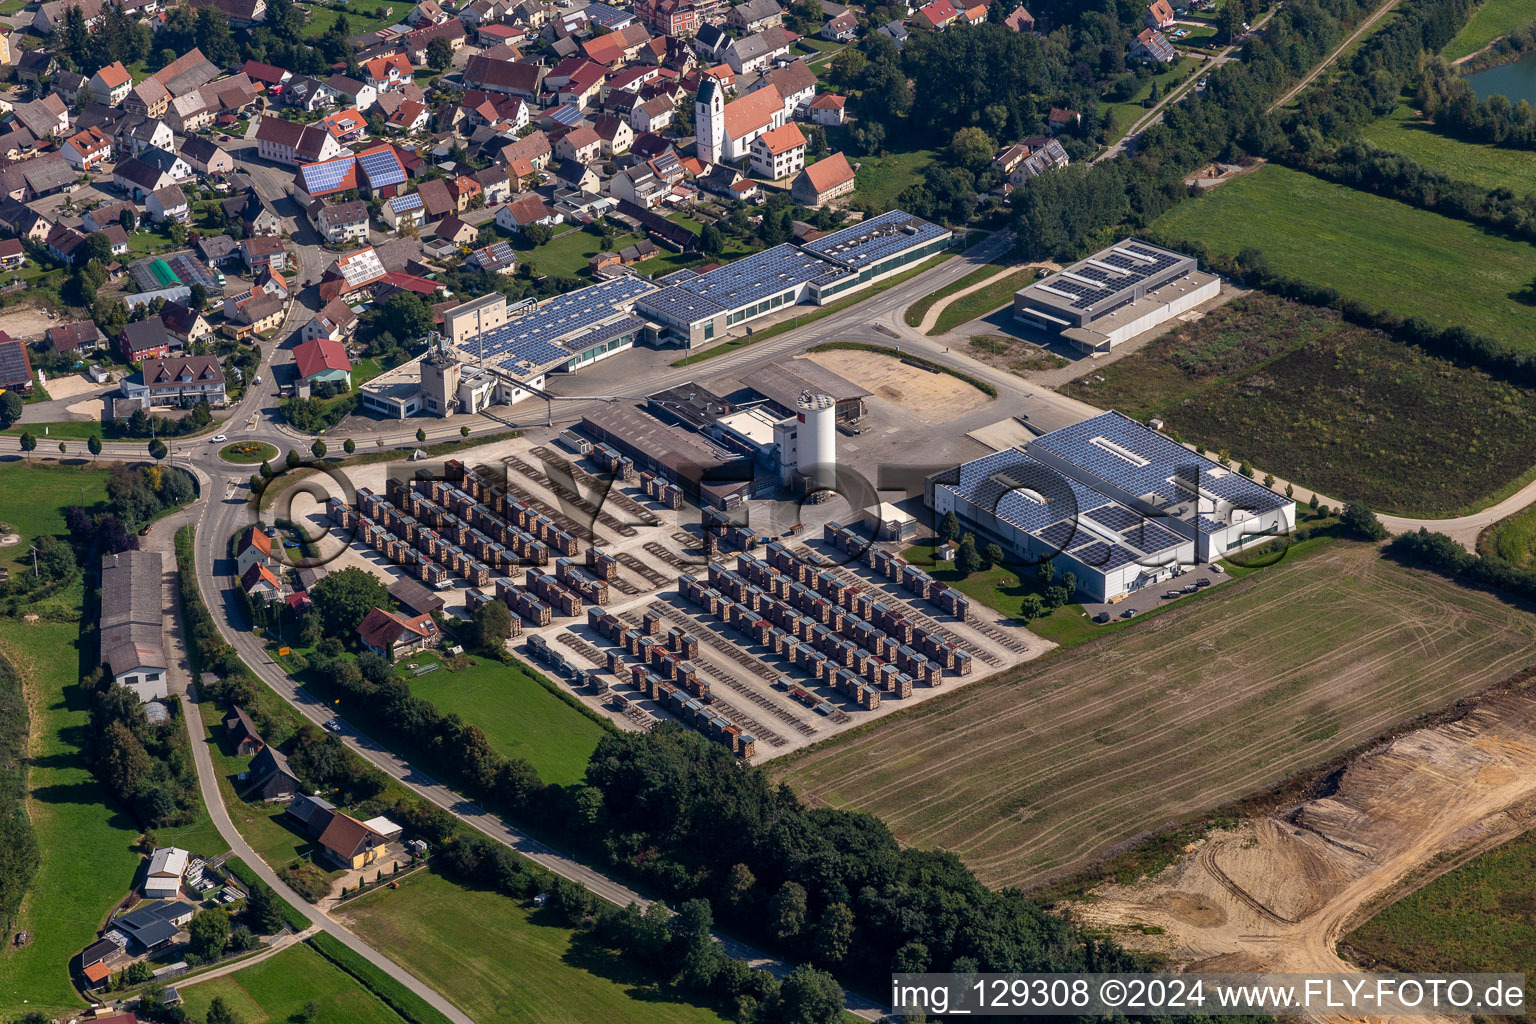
218,440,280,465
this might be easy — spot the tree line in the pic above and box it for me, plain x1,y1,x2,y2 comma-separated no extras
1415,54,1536,149
1387,528,1536,604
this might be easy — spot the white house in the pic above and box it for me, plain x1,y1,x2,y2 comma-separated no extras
143,847,189,900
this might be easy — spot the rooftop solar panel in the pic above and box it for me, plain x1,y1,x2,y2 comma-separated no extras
1033,518,1082,552
459,276,655,379
357,148,406,188
1085,505,1141,532
302,157,355,194
1071,540,1111,566
390,192,423,212
1102,545,1143,571
802,210,949,269
1120,520,1183,554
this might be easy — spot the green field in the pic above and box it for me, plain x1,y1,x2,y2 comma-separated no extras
1343,826,1536,1007
779,542,1536,889
1362,104,1536,195
902,258,1018,327
301,0,402,39
4,422,112,441
521,227,644,280
1060,292,1536,516
176,941,412,1024
1153,163,1536,354
819,130,936,211
405,651,605,786
0,620,138,1015
0,462,110,570
1478,500,1536,565
1443,0,1536,59
336,871,731,1024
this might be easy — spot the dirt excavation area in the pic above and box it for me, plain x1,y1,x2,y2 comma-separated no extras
1073,689,1536,1016
804,349,993,420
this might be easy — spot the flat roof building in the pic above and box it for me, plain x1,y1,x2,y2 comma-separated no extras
739,357,868,421
581,402,757,509
927,411,1294,602
1013,238,1220,353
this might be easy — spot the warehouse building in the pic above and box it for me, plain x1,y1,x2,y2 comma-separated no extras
99,550,168,702
739,358,868,421
581,401,758,509
1013,239,1219,353
635,210,951,347
927,411,1294,602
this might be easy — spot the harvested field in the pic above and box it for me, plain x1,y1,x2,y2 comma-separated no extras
804,349,992,420
1071,688,1536,1012
778,542,1536,889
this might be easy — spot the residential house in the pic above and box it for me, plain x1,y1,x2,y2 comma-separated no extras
1003,5,1035,31
46,224,89,266
446,174,481,213
256,116,346,166
822,10,858,40
225,292,285,339
363,54,415,94
462,58,547,101
0,154,73,202
473,166,512,205
281,75,337,111
286,793,336,836
635,0,698,37
313,199,370,245
0,239,23,273
233,525,273,579
791,150,855,205
0,126,36,162
729,0,781,34
146,185,190,224
113,148,192,198
244,743,300,802
293,335,352,386
591,113,634,156
500,130,552,171
551,158,600,192
119,117,175,157
632,95,675,133
356,606,439,659
47,321,104,353
435,215,477,246
877,19,909,47
385,100,431,134
381,192,427,232
318,812,388,869
240,235,289,273
555,125,602,164
809,92,846,125
88,61,133,106
323,75,378,113
301,298,359,346
180,136,234,175
750,121,806,180
760,59,817,120
161,302,214,346
0,334,30,394
725,27,793,75
225,189,283,236
11,95,69,140
121,354,226,408
54,69,88,104
915,0,959,29
466,240,517,275
241,561,282,601
143,847,188,900
106,899,196,955
415,178,455,222
407,0,447,25
1131,27,1177,62
1047,107,1080,132
608,166,667,208
61,126,113,172
224,706,263,755
14,50,56,85
119,316,174,361
495,194,560,232
1145,0,1175,28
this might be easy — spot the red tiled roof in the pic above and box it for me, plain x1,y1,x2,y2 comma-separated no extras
293,337,350,378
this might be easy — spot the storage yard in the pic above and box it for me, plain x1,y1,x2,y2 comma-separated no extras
304,427,1041,761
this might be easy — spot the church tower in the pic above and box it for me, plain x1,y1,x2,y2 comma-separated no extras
696,78,724,165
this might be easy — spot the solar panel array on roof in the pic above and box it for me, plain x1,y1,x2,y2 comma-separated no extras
1031,411,1288,535
548,104,584,126
945,448,1108,537
357,147,406,188
463,276,654,378
1070,540,1111,566
1035,518,1082,552
389,192,423,212
1035,241,1182,312
801,209,949,270
1121,519,1182,554
638,243,844,325
301,157,354,194
1085,505,1141,532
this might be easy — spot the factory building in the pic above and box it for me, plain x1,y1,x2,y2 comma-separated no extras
740,358,868,421
1013,239,1220,353
927,411,1294,602
581,400,759,509
635,211,952,347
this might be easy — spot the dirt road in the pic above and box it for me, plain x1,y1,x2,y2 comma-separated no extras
1072,689,1536,1023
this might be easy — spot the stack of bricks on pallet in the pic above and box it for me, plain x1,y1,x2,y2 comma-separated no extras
585,547,620,581
555,557,609,604
525,568,582,617
330,488,500,589
636,470,684,510
590,442,636,483
587,607,756,758
702,506,759,554
823,522,971,620
677,553,946,712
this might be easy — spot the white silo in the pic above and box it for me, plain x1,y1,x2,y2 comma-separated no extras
796,390,837,493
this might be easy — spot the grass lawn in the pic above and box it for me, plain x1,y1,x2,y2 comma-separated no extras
902,258,1018,327
1478,499,1536,565
1060,292,1536,516
1098,58,1200,147
635,230,762,278
336,871,733,1024
220,441,279,464
1342,826,1536,1008
351,356,387,388
1152,162,1536,354
1362,102,1536,196
778,541,1536,888
1443,0,1536,59
3,422,111,441
0,462,111,571
177,940,412,1024
0,0,28,14
521,226,644,280
0,618,141,1017
928,267,1039,335
301,0,402,39
824,129,935,211
405,651,605,786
